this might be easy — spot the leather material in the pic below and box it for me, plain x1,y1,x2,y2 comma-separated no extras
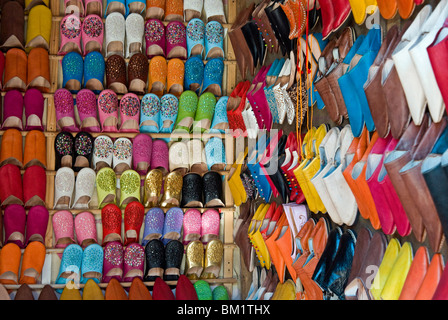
203,171,224,207
399,246,430,300
433,259,448,300
180,173,203,208
377,0,398,20
397,0,416,19
144,239,165,282
301,217,330,279
414,253,444,300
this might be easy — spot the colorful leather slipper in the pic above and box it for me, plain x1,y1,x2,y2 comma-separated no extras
104,278,127,300
3,48,27,91
113,137,133,173
188,138,208,174
212,286,229,300
54,167,75,209
128,52,149,95
148,55,168,97
3,205,26,248
181,172,204,208
144,238,165,281
24,206,49,245
140,93,161,133
98,89,119,132
0,284,11,300
72,168,96,209
146,0,165,19
106,54,128,94
167,59,184,97
174,90,198,133
204,0,226,24
126,0,145,16
124,201,145,245
59,14,82,55
102,241,124,283
166,21,187,60
201,209,220,243
187,18,205,59
25,5,51,51
24,89,45,131
194,280,213,300
0,1,25,50
125,13,144,58
55,88,79,132
62,52,84,93
119,169,141,208
205,21,224,60
209,96,229,133
82,14,104,55
23,165,46,208
80,243,103,284
119,93,140,132
203,171,225,207
201,239,223,279
14,284,34,300
93,135,114,170
142,207,165,245
83,51,105,94
160,94,179,133
160,171,183,208
166,0,183,21
73,132,94,172
145,170,164,208
101,204,122,245
74,211,98,247
183,209,202,244
128,277,152,300
123,243,145,282
185,240,204,280
83,279,104,300
105,0,126,17
55,244,83,291
205,137,226,171
76,89,101,133
26,48,50,92
132,133,153,174
2,90,23,130
38,285,58,300
105,12,125,57
184,55,204,93
0,243,21,285
164,239,184,281
161,207,184,245
377,0,398,19
52,210,76,249
145,19,166,58
175,274,198,300
201,57,224,96
184,0,203,22
96,167,117,208
151,139,169,174
193,92,216,132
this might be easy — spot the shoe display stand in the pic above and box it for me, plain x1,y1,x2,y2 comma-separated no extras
0,0,243,297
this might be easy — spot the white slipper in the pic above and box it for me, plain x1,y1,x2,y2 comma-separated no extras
93,135,114,170
125,13,144,58
54,167,75,209
72,167,96,209
105,12,125,57
204,0,226,24
184,0,203,22
113,137,133,174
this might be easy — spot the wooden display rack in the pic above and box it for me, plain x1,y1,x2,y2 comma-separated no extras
0,0,242,297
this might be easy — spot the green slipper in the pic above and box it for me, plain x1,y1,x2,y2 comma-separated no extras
174,90,199,133
192,92,216,133
193,280,213,300
119,169,141,208
212,286,229,300
96,167,117,208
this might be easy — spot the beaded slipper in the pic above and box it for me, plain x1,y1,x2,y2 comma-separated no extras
73,131,94,171
205,21,224,60
125,13,145,58
98,89,120,132
113,137,133,173
93,135,114,170
54,167,75,209
119,169,141,208
187,18,205,59
102,204,122,244
82,15,104,55
140,93,161,133
76,89,101,133
105,54,128,94
102,241,124,283
119,93,141,133
160,93,179,133
145,19,166,58
123,243,145,282
59,14,82,55
166,21,187,60
72,168,96,209
96,167,117,208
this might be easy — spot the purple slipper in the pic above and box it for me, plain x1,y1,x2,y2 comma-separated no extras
162,207,184,245
24,88,44,131
142,207,164,246
25,205,49,246
2,90,24,131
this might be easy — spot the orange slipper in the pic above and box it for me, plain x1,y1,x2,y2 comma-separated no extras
0,128,23,168
377,0,398,19
397,0,415,20
0,243,22,285
399,246,429,300
274,223,297,283
265,212,288,283
3,48,27,91
105,278,128,300
148,56,167,97
19,241,46,284
129,277,153,300
167,58,184,98
165,0,183,21
23,130,47,169
415,253,444,300
146,0,165,19
26,48,50,93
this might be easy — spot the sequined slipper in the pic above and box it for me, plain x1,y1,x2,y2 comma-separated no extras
119,93,140,132
93,135,114,170
132,133,153,175
102,241,124,283
160,94,179,133
74,211,98,247
166,0,183,21
184,0,203,22
167,59,185,97
166,21,187,60
52,210,76,249
201,208,220,243
55,88,80,132
187,18,205,58
55,244,83,291
59,14,82,55
96,167,117,208
161,207,184,244
164,239,184,281
125,13,144,58
201,57,224,96
183,209,202,244
119,169,141,208
143,169,163,209
174,90,198,133
205,21,224,60
128,52,149,94
105,12,125,57
98,89,119,132
72,168,96,209
54,167,75,209
160,171,183,208
201,239,223,279
123,243,145,282
101,204,122,244
144,239,165,281
80,243,103,284
148,55,168,97
105,54,128,94
205,137,226,171
184,56,204,93
124,201,145,245
193,92,216,132
145,19,166,58
83,51,105,93
76,89,101,133
113,137,133,173
209,96,229,133
142,207,165,246
146,0,165,20
62,52,83,93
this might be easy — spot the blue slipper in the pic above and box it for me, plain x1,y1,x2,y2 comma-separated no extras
105,0,126,17
62,51,84,94
160,94,179,134
186,18,205,59
205,137,226,171
125,0,145,16
205,21,224,60
201,57,224,96
264,58,285,124
209,96,229,133
184,55,204,93
140,93,161,133
161,207,184,245
83,51,105,94
55,244,83,293
80,243,104,284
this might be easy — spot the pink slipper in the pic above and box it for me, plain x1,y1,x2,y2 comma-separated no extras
150,139,169,174
4,204,26,248
76,89,101,133
55,88,80,132
201,209,220,244
119,93,140,133
58,14,82,55
52,210,76,249
166,21,187,60
2,90,24,130
25,205,49,246
102,241,124,283
74,211,98,248
145,19,166,58
24,88,45,131
98,89,119,132
123,243,145,282
132,134,153,175
81,15,104,55
183,209,202,245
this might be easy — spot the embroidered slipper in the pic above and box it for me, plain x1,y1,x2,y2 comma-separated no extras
102,241,124,283
24,130,46,169
167,59,185,97
123,243,145,282
125,13,145,58
24,205,49,245
80,243,103,284
209,96,229,133
2,90,24,130
205,21,224,60
166,0,183,21
143,169,163,207
142,207,165,246
23,165,46,208
105,0,126,17
73,132,94,171
26,48,50,92
204,0,227,24
184,55,204,93
193,92,216,133
58,14,82,55
160,93,179,133
187,18,205,59
74,211,98,247
205,137,226,171
105,12,126,57
72,168,96,209
3,48,27,91
101,204,122,244
128,52,149,95
146,0,165,19
0,129,23,168
85,0,103,16
55,244,83,290
96,167,117,208
24,88,45,131
55,88,80,132
184,0,203,22
54,167,75,209
106,54,128,94
113,137,133,173
98,89,119,132
62,52,84,93
19,241,46,284
3,205,26,248
83,51,105,94
133,133,153,174
25,5,52,51
151,139,169,174
76,89,101,133
124,201,145,245
148,55,168,97
161,207,184,245
183,208,202,244
93,135,114,170
119,169,141,208
119,93,141,133
52,210,76,249
166,21,187,60
201,57,224,96
145,19,166,58
174,90,198,133
82,15,104,55
201,208,220,243
140,93,162,133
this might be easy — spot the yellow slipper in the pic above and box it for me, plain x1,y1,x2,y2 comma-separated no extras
349,0,378,25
